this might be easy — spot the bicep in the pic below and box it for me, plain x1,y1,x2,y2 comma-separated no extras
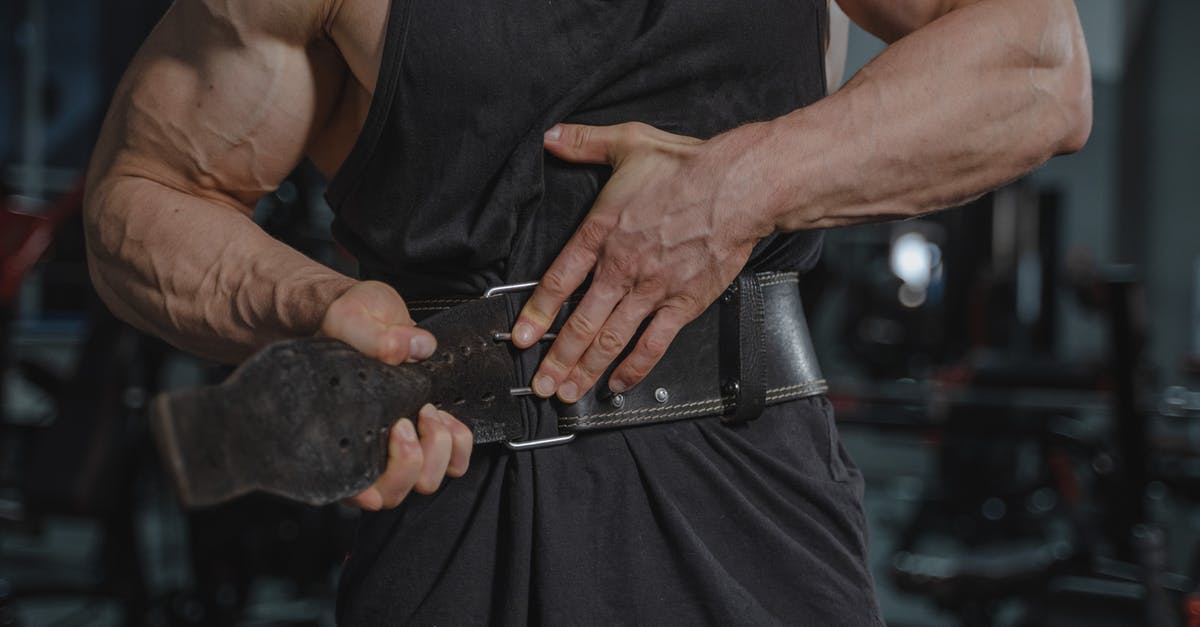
835,0,978,43
89,0,342,210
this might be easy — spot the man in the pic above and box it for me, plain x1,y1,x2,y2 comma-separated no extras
84,0,1090,623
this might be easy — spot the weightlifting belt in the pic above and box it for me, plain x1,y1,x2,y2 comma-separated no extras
150,270,826,508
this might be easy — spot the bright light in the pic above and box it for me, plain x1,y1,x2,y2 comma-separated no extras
890,232,933,288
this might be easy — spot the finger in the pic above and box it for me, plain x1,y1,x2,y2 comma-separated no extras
511,219,608,349
441,410,473,477
559,294,655,403
321,296,436,365
608,305,695,393
414,405,453,494
531,280,625,400
346,417,423,510
543,122,701,165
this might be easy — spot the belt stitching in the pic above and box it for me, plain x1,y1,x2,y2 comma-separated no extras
560,402,727,428
410,273,811,427
558,378,827,427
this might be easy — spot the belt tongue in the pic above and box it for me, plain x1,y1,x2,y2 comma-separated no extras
151,295,530,508
151,338,431,507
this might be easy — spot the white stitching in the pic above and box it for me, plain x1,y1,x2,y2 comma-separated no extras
558,379,828,426
564,403,727,428
558,396,728,423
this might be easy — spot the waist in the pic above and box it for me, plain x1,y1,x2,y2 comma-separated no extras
403,270,827,449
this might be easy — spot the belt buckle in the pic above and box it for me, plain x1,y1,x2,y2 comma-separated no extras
483,281,577,451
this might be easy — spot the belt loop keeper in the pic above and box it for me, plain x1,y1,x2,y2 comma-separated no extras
719,272,767,423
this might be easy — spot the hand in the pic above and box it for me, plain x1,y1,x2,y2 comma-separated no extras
320,281,473,510
510,122,773,403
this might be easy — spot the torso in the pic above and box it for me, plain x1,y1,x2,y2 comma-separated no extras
307,0,841,182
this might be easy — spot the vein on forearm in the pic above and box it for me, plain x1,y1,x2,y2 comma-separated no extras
760,0,1090,231
86,174,353,363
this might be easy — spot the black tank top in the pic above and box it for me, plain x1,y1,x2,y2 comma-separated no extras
326,0,829,298
326,4,887,625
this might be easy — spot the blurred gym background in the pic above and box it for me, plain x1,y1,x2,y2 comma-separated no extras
1,1,1198,625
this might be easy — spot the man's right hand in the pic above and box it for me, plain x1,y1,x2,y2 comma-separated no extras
320,281,474,511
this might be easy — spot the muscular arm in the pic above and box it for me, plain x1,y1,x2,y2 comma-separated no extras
86,0,470,509
84,0,356,363
754,0,1092,230
514,0,1092,402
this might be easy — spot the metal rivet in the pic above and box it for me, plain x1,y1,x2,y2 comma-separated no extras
722,380,740,397
654,387,669,403
611,393,625,409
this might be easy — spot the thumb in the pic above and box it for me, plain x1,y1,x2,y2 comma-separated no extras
320,281,437,365
543,123,633,165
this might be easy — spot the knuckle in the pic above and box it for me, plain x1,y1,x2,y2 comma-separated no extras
539,354,569,377
667,294,704,317
576,219,610,252
571,125,592,151
381,490,406,510
624,356,653,380
400,446,424,474
596,328,625,354
641,331,670,360
453,423,474,448
620,122,645,145
604,251,637,277
354,493,382,512
632,276,666,298
565,312,597,338
541,268,572,297
379,329,407,361
574,361,599,383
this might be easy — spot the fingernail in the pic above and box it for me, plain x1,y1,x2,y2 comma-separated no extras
513,322,536,346
409,334,435,360
610,379,628,393
396,419,417,442
544,125,561,141
558,381,579,403
534,375,555,397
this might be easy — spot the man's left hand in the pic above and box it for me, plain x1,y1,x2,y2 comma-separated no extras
510,122,772,402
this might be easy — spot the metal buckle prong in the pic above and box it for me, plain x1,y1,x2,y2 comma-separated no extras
484,281,577,451
504,433,576,451
493,331,558,342
483,281,540,298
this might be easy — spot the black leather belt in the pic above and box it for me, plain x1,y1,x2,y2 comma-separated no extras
406,270,827,449
150,270,826,507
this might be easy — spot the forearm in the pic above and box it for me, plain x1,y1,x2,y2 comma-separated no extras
84,174,355,363
722,0,1091,231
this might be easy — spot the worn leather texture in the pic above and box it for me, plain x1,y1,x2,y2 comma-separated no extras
151,271,824,507
557,271,825,431
151,296,525,507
